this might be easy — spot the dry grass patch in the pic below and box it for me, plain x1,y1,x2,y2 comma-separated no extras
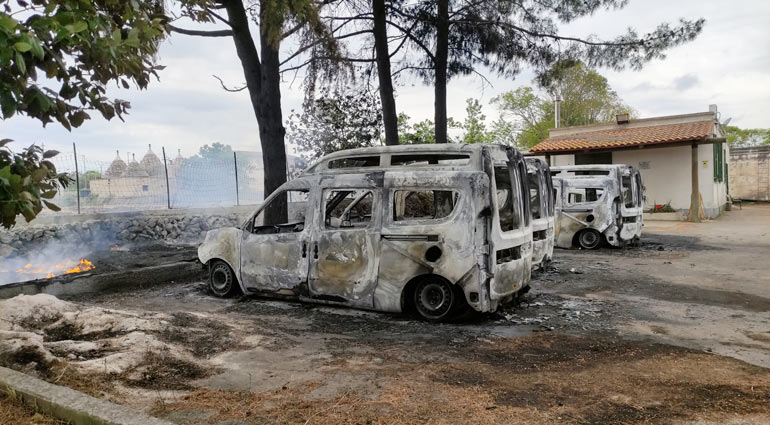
0,390,70,425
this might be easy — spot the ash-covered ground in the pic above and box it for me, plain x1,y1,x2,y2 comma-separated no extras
1,204,769,425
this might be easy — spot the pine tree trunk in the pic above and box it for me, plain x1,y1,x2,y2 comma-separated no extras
258,32,288,225
434,0,449,144
372,0,399,146
222,0,287,224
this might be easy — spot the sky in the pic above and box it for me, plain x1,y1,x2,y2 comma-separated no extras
2,0,769,165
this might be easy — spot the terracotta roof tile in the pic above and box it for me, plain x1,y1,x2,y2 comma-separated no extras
530,121,714,153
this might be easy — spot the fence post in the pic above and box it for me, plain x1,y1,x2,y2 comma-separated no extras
162,147,171,209
233,151,240,206
72,142,81,214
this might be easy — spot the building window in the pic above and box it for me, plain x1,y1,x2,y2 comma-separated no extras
575,152,612,165
142,185,149,192
713,143,724,182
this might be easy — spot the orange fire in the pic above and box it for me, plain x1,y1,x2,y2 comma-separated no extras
64,259,94,274
11,259,95,279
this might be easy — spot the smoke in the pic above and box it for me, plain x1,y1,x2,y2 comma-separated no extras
0,224,122,286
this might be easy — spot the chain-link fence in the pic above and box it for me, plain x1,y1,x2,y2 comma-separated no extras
46,145,268,214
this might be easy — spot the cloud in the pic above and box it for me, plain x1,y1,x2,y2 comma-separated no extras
673,74,699,91
2,0,769,163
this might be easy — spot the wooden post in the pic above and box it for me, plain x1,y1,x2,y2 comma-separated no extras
688,142,701,222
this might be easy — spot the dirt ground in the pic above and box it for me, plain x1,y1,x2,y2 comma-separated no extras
1,204,769,424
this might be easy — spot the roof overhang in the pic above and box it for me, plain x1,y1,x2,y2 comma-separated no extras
525,137,726,156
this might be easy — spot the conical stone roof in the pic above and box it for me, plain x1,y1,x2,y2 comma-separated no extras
140,144,164,176
104,151,127,178
124,154,149,177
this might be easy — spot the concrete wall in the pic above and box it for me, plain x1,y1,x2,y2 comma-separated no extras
614,146,692,210
550,144,729,219
729,146,770,201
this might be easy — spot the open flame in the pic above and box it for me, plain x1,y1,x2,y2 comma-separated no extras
10,259,95,279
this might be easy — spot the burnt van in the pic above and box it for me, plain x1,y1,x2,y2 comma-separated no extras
551,164,644,249
524,158,555,267
198,144,533,321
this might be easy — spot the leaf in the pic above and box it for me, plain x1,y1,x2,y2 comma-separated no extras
69,110,89,127
14,50,25,74
19,191,35,202
0,13,17,30
20,202,36,222
42,149,59,159
43,200,61,212
71,21,88,33
29,38,45,60
31,167,48,182
0,93,16,118
14,41,31,52
41,190,57,199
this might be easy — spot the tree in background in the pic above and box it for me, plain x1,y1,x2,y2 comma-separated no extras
460,99,493,144
397,113,461,144
540,62,635,127
287,86,382,162
725,126,770,147
492,63,635,148
388,0,703,145
174,0,346,225
196,143,235,162
0,0,166,228
491,87,551,148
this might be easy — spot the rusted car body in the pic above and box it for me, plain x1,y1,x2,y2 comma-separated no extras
524,158,555,267
551,164,644,249
199,144,533,321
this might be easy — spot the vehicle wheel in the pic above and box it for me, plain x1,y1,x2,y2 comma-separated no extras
412,276,462,322
577,229,602,250
209,260,238,297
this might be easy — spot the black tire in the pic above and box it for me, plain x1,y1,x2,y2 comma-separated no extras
209,260,239,297
412,275,464,322
577,229,602,250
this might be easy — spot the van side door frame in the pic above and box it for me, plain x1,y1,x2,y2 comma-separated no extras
306,173,384,308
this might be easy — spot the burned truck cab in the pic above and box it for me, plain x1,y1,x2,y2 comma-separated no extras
198,144,533,321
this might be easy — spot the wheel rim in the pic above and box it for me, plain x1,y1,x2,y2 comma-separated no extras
416,280,453,319
211,266,231,293
580,231,599,249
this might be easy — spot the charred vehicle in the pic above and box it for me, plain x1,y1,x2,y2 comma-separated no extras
525,158,555,267
551,164,644,249
198,144,533,321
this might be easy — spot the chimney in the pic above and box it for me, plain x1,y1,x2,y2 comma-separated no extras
616,113,630,125
554,99,562,128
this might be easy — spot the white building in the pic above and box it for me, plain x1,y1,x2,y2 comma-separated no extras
528,106,729,220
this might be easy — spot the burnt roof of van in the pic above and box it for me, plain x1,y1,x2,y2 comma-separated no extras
302,143,517,174
551,164,636,171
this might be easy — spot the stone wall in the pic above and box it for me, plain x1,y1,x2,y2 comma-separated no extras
0,207,255,260
729,146,770,201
